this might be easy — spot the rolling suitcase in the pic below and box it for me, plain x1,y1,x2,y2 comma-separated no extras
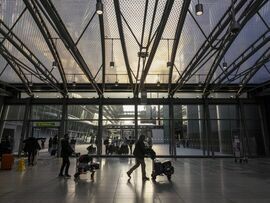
1,154,14,170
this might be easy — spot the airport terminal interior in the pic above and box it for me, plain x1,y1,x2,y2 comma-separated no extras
0,0,270,202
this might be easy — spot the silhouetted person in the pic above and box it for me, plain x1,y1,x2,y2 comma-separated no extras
103,137,109,154
127,135,149,181
59,134,74,178
41,139,45,149
23,137,41,166
48,137,52,152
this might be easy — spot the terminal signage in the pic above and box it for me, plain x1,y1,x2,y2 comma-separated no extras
34,122,60,127
105,125,163,129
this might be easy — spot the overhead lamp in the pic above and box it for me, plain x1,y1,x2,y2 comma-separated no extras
167,62,173,67
110,39,115,68
223,62,227,69
195,0,203,16
96,1,103,15
230,20,240,34
72,74,76,87
110,61,115,68
28,74,33,87
52,61,57,67
115,81,119,87
157,81,161,87
166,39,172,68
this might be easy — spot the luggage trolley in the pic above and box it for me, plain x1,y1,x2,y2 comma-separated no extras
146,148,174,181
74,154,100,180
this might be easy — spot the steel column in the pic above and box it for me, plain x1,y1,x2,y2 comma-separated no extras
18,97,32,157
97,102,103,156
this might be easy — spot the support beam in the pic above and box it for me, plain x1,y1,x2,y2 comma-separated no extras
139,0,174,87
0,20,63,93
170,0,247,95
203,0,268,96
39,0,102,96
168,0,191,95
0,46,62,92
134,0,149,96
0,48,32,96
97,0,106,94
212,30,270,87
23,0,68,95
237,48,270,96
113,0,134,92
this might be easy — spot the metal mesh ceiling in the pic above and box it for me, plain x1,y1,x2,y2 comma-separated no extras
0,0,269,97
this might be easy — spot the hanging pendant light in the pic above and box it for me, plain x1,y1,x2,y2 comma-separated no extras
195,0,203,16
110,39,115,69
96,1,103,15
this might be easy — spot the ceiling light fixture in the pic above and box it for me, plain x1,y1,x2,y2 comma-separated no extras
223,62,227,69
167,39,172,68
52,61,57,67
72,74,76,87
110,39,115,69
96,1,103,15
28,74,33,87
195,0,203,16
223,55,227,69
115,74,118,86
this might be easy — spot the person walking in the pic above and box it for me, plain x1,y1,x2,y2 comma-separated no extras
126,135,149,181
23,137,41,166
59,134,74,178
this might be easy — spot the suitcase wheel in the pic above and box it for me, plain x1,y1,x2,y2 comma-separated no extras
167,175,171,181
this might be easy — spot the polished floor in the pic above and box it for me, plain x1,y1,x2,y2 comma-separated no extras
1,153,270,203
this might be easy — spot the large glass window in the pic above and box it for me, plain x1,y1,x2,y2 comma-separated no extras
1,105,26,153
243,105,263,156
174,105,204,156
209,105,239,156
102,105,135,155
31,105,62,120
138,105,169,155
67,105,99,154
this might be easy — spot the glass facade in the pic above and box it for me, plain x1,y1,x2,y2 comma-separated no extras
0,101,265,157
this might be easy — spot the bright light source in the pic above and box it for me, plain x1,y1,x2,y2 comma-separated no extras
195,1,203,16
110,61,115,69
96,1,103,15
